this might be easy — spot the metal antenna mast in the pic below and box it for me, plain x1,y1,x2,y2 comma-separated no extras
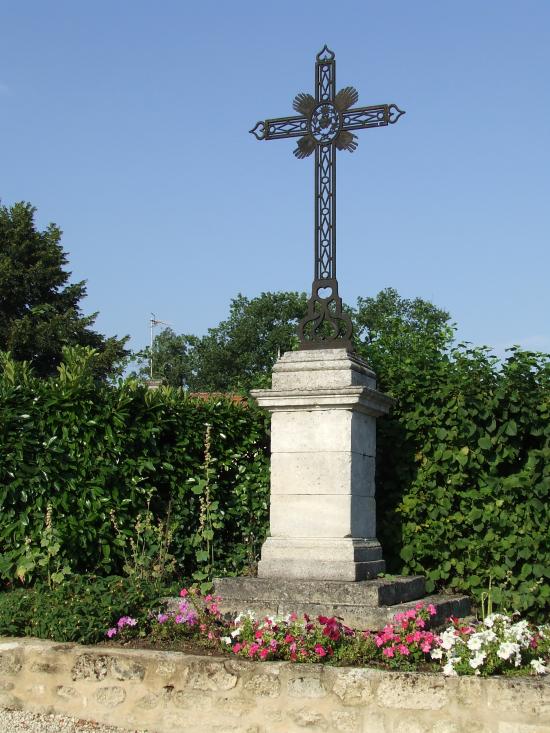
149,313,171,380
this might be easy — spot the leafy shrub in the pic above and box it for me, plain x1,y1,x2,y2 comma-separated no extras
0,348,270,585
371,345,550,621
0,575,177,644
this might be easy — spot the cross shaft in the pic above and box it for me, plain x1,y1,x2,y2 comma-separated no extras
250,46,404,350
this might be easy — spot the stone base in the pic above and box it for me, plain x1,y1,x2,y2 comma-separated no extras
257,537,385,581
211,576,471,630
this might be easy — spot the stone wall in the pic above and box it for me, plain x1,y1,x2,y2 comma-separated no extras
0,638,549,733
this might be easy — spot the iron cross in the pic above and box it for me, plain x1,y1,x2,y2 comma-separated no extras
250,46,404,350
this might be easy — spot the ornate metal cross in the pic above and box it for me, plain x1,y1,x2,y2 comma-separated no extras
251,46,404,350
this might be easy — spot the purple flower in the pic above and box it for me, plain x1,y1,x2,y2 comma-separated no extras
157,613,170,624
117,616,137,629
106,628,118,638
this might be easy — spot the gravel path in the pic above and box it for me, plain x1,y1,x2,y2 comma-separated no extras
0,709,154,733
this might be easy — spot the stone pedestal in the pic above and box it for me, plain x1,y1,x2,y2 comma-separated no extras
250,348,392,582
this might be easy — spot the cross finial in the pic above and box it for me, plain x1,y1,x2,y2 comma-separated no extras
251,47,405,350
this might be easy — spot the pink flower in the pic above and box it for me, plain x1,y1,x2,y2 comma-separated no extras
179,588,188,597
284,634,295,643
157,613,169,624
259,649,269,660
200,623,207,633
314,644,327,657
415,602,424,611
427,604,436,616
248,643,260,657
398,644,410,656
204,594,213,603
106,628,117,638
289,642,297,654
421,641,431,653
232,643,242,653
375,635,385,648
416,618,426,629
382,646,395,658
288,612,298,621
269,639,278,650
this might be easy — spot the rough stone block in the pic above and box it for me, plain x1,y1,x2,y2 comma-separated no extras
71,653,109,681
486,678,550,717
376,673,448,710
95,685,126,707
330,668,374,705
287,671,327,698
188,661,238,691
330,710,361,733
243,672,281,697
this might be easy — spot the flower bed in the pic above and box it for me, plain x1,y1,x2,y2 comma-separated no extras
106,587,550,678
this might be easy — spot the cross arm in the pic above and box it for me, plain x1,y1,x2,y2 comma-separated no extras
341,103,405,131
250,115,308,141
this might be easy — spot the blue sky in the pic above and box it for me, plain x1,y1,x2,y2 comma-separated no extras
1,1,549,358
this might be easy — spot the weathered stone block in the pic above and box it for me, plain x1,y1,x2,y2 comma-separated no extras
188,662,238,691
243,672,281,697
110,656,145,681
290,707,328,728
0,650,22,675
56,685,78,700
287,671,327,698
376,673,447,710
486,678,550,717
330,710,361,733
0,691,22,710
71,653,109,681
330,668,374,706
95,685,126,707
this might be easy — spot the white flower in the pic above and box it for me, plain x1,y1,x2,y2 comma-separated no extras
440,629,457,650
221,636,231,645
230,628,241,639
430,648,443,660
467,635,484,651
483,613,507,628
496,642,520,661
469,651,486,669
530,658,547,675
442,658,459,676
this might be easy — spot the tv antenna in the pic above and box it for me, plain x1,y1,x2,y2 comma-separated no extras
149,313,172,380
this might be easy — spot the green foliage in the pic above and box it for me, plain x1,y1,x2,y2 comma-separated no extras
0,347,270,585
133,327,195,387
1,286,548,620
0,201,129,379
0,576,175,644
373,343,550,620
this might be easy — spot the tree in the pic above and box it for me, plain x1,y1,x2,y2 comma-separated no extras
140,288,452,395
137,292,308,393
134,327,196,388
0,202,129,378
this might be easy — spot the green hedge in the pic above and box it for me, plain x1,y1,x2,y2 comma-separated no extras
0,348,270,584
0,344,548,620
374,345,550,621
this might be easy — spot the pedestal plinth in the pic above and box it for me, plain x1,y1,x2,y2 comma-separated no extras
251,348,392,582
